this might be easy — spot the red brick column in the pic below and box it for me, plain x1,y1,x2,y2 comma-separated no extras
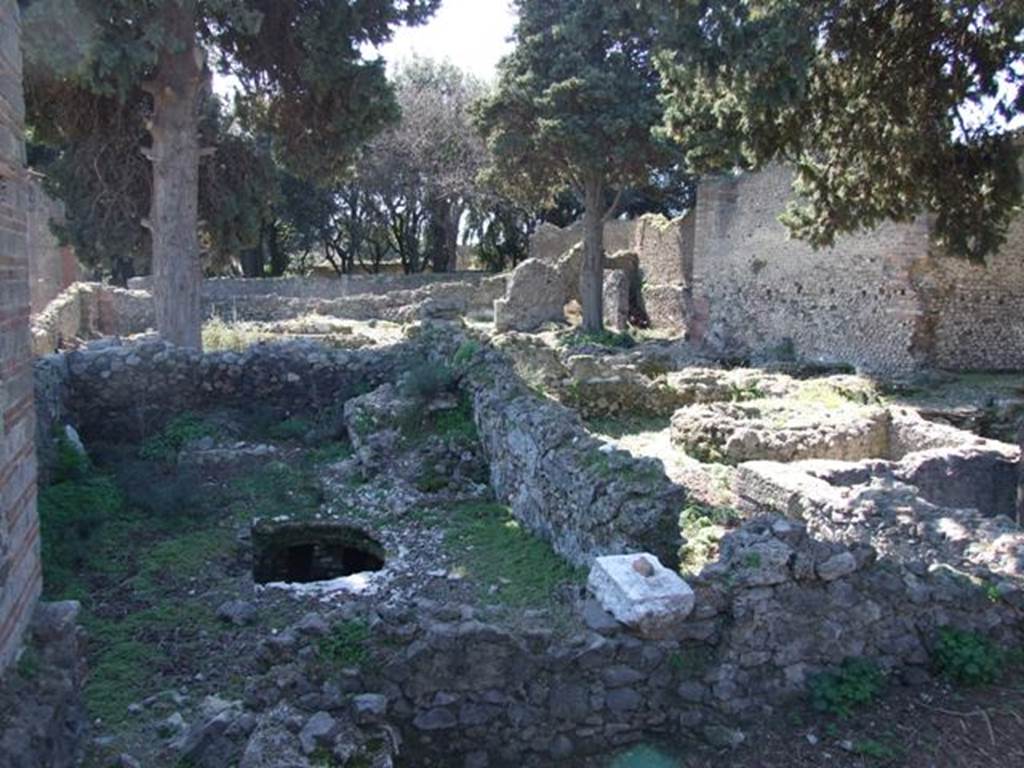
0,0,42,672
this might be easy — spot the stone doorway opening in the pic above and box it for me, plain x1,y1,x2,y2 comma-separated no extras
252,520,385,584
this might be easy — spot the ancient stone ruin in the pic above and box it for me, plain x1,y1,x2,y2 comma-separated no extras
3,3,1024,765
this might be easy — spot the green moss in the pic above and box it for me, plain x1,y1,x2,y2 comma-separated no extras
443,502,583,608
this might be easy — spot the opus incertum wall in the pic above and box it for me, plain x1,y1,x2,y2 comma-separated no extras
0,0,43,673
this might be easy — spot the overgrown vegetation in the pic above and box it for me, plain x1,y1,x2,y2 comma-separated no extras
808,658,886,718
678,504,740,575
442,503,583,608
318,620,372,669
139,413,219,462
932,628,1005,686
562,329,638,350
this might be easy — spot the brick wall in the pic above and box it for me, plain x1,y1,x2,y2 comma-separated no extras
0,0,42,673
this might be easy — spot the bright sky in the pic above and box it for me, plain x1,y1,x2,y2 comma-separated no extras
374,0,518,81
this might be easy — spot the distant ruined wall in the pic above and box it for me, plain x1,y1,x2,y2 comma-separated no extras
691,166,930,374
0,0,42,673
26,174,79,315
527,215,694,332
691,165,1024,374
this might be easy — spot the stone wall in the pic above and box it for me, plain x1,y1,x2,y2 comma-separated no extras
25,173,78,315
691,167,930,373
32,275,506,352
352,500,1024,765
526,216,694,332
0,0,42,674
467,346,686,567
33,338,419,445
917,213,1024,370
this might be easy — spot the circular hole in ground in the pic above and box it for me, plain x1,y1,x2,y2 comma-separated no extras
252,520,385,584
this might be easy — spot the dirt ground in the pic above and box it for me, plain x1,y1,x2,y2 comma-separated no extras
601,671,1024,768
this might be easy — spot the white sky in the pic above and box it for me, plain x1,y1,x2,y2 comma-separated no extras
373,0,518,81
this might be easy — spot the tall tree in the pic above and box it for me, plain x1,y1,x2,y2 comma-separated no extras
22,0,439,347
650,0,1024,260
476,0,677,332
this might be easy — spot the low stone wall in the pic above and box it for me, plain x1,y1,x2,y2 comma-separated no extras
326,501,1024,765
25,173,79,315
466,344,686,567
32,276,507,353
30,283,153,355
34,338,418,445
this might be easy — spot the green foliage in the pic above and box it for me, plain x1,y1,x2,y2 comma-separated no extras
139,413,219,462
808,658,886,717
15,647,42,682
452,339,481,368
932,628,1004,685
401,362,459,402
852,739,901,761
265,417,313,442
678,504,739,575
443,503,583,608
430,400,478,442
563,329,638,350
651,0,1024,261
318,620,372,668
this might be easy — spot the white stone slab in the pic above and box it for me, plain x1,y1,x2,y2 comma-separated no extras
587,553,695,639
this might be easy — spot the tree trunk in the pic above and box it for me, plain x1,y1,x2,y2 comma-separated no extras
580,175,605,334
444,203,461,272
147,0,203,349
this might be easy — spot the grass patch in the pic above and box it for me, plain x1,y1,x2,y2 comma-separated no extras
229,460,323,521
202,316,269,352
442,502,583,608
265,416,314,442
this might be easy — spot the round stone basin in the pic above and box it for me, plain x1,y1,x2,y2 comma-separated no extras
252,519,385,585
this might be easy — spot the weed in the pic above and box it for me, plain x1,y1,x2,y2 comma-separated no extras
319,620,372,668
401,362,458,402
265,417,313,442
307,442,353,465
678,504,740,575
852,738,901,761
443,503,584,608
932,628,1003,685
416,466,450,493
562,329,637,350
139,413,218,462
808,658,885,717
452,339,481,368
15,647,41,681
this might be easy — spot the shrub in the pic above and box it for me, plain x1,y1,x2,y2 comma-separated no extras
808,658,885,717
452,339,481,368
932,628,1003,685
401,362,458,402
139,413,217,462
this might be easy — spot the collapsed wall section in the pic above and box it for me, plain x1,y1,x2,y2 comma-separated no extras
0,0,42,673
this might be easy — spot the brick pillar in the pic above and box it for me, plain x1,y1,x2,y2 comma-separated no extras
0,0,43,673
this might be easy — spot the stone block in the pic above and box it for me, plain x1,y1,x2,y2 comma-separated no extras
587,554,695,639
